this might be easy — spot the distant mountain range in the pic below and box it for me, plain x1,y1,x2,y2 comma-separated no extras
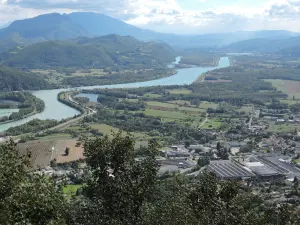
0,35,176,69
224,36,300,54
0,12,299,52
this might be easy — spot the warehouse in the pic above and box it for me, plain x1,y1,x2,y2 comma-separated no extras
207,160,255,180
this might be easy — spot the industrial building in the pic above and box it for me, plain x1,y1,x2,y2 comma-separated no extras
207,160,255,180
208,155,300,182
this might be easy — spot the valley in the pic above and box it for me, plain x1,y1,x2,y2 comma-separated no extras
2,9,300,225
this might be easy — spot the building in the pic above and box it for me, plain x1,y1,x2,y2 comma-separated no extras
244,161,283,182
207,160,255,180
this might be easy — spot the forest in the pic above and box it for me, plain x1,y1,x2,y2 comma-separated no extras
0,35,176,70
0,65,53,91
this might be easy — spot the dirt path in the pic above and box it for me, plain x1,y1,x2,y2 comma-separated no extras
199,113,208,128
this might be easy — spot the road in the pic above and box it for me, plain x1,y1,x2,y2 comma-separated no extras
48,95,96,131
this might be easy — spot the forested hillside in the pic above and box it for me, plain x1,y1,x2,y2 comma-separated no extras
0,66,52,91
0,13,87,52
0,35,176,69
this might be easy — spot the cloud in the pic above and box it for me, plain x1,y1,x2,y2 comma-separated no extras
1,0,300,33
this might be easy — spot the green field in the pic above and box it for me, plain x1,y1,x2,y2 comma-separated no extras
63,184,82,199
143,108,189,121
90,123,148,139
265,79,300,98
201,119,223,129
146,101,177,109
268,123,300,133
168,89,192,95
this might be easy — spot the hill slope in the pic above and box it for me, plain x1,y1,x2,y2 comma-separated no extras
225,36,300,53
0,35,176,69
0,66,52,91
0,13,88,52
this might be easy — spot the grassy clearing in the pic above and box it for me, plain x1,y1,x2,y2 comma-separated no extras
90,123,147,139
268,123,300,133
146,101,177,109
168,100,192,106
201,119,223,129
144,93,162,98
37,133,72,141
281,99,300,105
72,69,111,76
147,101,206,113
168,89,192,95
143,108,189,120
63,184,82,199
198,101,219,110
265,79,300,99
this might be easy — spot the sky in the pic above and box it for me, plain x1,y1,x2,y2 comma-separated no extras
1,0,300,34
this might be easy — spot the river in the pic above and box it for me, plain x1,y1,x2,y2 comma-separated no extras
0,56,230,132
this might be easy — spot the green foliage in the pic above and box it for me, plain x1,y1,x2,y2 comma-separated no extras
1,35,176,70
0,140,66,224
5,119,59,136
0,65,52,91
67,133,159,224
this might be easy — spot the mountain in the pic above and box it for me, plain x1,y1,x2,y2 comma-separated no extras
0,35,176,69
225,36,300,53
68,12,160,39
0,66,52,91
0,13,88,52
0,12,299,52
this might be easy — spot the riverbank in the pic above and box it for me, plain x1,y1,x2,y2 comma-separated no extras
0,57,230,133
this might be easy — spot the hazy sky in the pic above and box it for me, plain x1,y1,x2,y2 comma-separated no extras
1,0,300,34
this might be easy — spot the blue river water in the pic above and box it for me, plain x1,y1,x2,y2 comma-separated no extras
0,56,230,132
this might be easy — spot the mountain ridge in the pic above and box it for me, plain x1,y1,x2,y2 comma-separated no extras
0,12,299,52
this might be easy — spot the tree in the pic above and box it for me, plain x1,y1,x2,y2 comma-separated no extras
0,140,66,224
198,157,210,167
217,147,229,160
65,147,70,156
68,132,159,225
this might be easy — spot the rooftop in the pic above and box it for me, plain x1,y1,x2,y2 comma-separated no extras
207,160,255,180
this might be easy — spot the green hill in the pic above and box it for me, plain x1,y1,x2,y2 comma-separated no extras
0,35,176,69
0,66,52,91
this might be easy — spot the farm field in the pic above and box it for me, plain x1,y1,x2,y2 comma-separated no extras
17,140,55,169
201,119,223,129
168,89,192,95
268,123,300,133
55,139,84,163
142,108,190,121
265,79,300,98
